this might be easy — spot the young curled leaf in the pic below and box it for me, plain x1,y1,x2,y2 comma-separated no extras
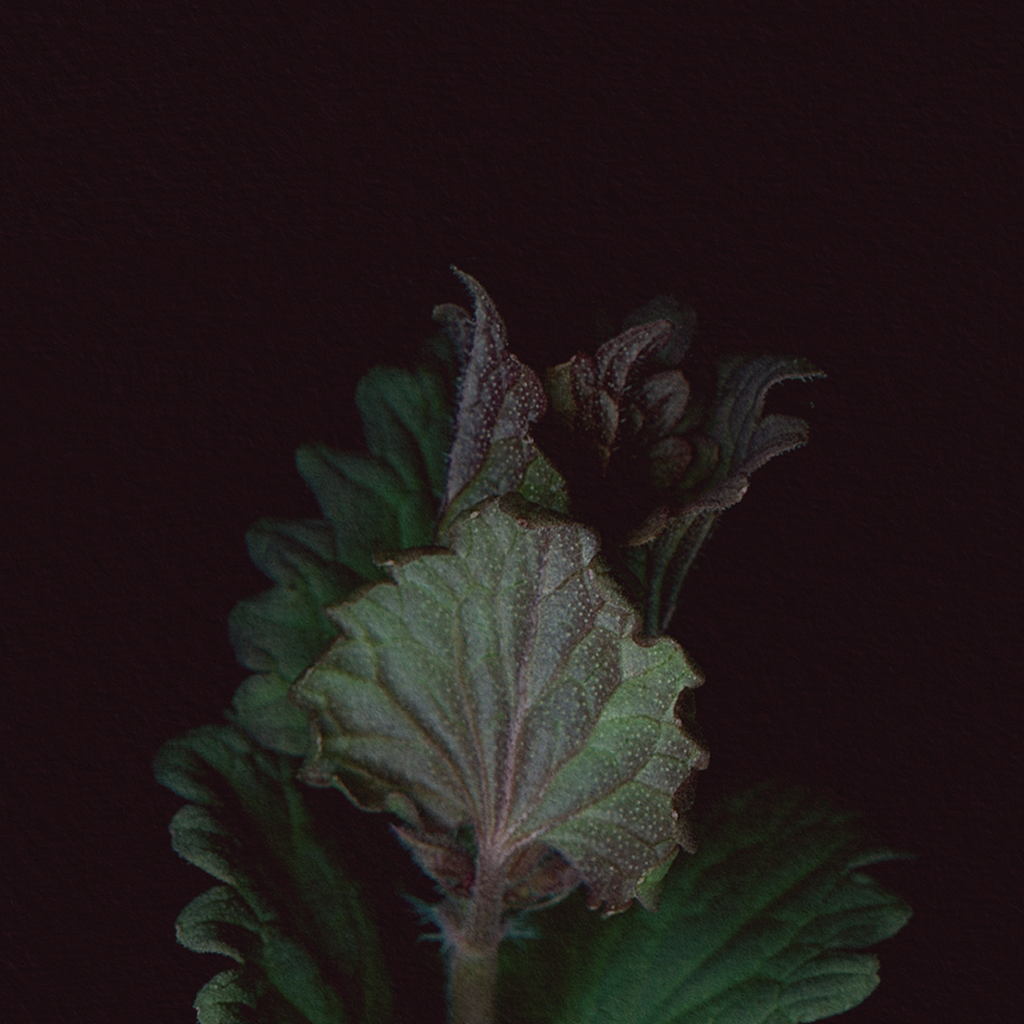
545,319,681,474
291,495,708,916
628,352,826,547
631,352,826,634
539,297,824,635
435,269,567,535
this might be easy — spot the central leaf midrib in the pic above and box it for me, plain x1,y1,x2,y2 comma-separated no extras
501,600,614,847
492,526,549,851
445,567,493,834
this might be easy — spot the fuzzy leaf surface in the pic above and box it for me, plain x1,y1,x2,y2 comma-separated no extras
498,781,912,1024
436,269,565,535
154,724,392,1024
646,352,825,538
292,495,707,914
695,354,825,500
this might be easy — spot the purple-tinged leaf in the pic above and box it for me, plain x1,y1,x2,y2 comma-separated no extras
705,353,825,485
538,297,823,635
435,270,560,534
545,320,680,473
625,354,824,547
431,301,476,369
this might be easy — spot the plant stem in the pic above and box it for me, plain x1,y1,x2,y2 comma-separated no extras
445,851,507,1024
448,943,499,1024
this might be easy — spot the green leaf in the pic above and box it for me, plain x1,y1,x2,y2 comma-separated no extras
435,269,566,536
297,444,438,581
191,969,258,1024
154,724,392,1024
355,364,451,499
229,519,356,756
498,781,911,1024
291,494,708,915
518,448,571,515
229,361,453,755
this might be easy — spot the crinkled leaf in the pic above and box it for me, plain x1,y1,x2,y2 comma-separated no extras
549,319,680,472
498,781,912,1024
291,495,707,915
628,354,824,634
176,885,261,963
191,969,258,1024
154,724,392,1024
628,353,824,547
620,297,698,364
435,269,565,535
539,294,824,635
539,303,698,542
699,354,824,492
193,962,343,1024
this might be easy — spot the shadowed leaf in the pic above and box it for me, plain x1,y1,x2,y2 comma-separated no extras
498,781,911,1024
154,724,392,1024
229,519,355,756
356,364,451,499
632,353,825,633
229,362,453,755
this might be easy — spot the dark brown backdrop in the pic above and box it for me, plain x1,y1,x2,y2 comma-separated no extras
5,3,1018,1021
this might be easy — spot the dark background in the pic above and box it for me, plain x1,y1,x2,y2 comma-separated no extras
4,3,1019,1022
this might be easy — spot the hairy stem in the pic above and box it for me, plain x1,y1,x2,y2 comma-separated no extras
445,851,507,1024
